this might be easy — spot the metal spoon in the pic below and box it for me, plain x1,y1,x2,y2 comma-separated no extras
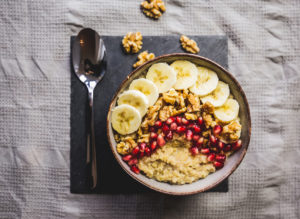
72,28,106,189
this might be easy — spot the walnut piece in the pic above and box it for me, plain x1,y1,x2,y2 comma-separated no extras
185,113,198,120
122,32,143,53
133,51,155,68
220,120,242,143
137,134,150,143
116,142,131,155
180,35,200,54
159,105,174,121
203,113,213,128
202,102,215,114
141,0,166,19
187,93,201,112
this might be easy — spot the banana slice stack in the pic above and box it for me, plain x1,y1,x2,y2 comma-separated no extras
111,60,240,135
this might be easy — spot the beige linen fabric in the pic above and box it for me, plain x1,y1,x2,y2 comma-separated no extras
0,0,299,218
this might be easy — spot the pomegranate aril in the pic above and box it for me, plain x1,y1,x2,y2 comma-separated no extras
145,147,151,156
182,118,189,125
128,158,138,166
196,137,204,147
162,124,170,133
223,144,232,152
166,131,173,140
176,116,182,125
166,117,175,125
149,126,156,132
122,154,132,162
193,134,200,142
157,135,166,147
210,135,217,146
150,141,157,150
131,165,140,174
139,143,146,152
139,151,145,158
176,126,186,133
154,120,162,128
190,147,199,156
213,125,222,135
188,123,194,129
214,161,224,169
201,148,210,154
207,153,216,162
193,124,201,133
198,117,203,126
218,141,225,150
185,129,193,141
215,154,226,163
170,122,178,131
232,139,242,151
132,146,140,156
150,132,158,139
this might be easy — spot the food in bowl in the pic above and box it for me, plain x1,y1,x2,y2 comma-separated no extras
111,60,243,184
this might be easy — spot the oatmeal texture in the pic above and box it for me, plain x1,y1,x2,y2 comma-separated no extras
122,32,143,53
138,136,216,184
141,0,166,19
180,35,200,54
133,51,155,68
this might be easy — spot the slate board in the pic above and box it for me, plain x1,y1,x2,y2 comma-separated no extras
70,36,229,194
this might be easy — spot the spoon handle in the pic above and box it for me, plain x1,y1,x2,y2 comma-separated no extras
88,89,97,189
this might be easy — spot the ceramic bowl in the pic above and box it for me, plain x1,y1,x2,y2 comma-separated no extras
107,53,251,195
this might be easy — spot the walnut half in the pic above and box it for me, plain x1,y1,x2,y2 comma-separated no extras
180,35,200,54
133,51,155,68
141,0,166,19
122,32,143,53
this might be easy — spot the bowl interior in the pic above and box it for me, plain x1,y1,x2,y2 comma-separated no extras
107,54,251,195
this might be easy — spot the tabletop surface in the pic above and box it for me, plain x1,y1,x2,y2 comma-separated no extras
0,0,299,218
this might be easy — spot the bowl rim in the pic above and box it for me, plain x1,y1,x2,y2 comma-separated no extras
106,53,251,195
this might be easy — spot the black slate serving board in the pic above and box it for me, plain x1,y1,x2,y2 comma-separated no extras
70,36,229,194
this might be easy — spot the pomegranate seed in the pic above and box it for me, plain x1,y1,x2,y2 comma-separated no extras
157,135,166,147
193,134,200,142
198,117,203,126
145,147,151,156
150,132,158,139
218,141,225,150
185,129,193,141
170,122,178,131
139,143,146,152
149,126,156,132
128,158,138,166
201,148,210,154
190,147,199,156
176,126,186,133
162,124,169,133
213,125,222,135
166,117,175,125
131,165,140,174
182,118,189,125
193,124,201,133
196,137,204,147
207,153,216,162
176,116,182,124
214,161,224,169
232,139,242,151
188,123,194,129
166,131,173,140
210,135,217,146
139,151,145,158
215,154,226,163
223,144,232,152
154,120,162,128
122,154,132,162
132,146,140,156
150,141,157,150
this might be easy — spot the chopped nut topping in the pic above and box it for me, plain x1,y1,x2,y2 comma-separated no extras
137,134,150,143
162,88,178,105
180,35,200,54
187,93,201,112
220,120,241,143
141,0,166,19
203,113,213,128
202,102,215,114
122,32,143,53
171,107,187,116
141,97,164,130
185,113,198,120
159,105,174,121
133,51,155,68
116,142,131,155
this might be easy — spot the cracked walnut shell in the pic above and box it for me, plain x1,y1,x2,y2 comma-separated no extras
122,32,143,53
141,0,166,19
180,35,200,54
133,51,155,68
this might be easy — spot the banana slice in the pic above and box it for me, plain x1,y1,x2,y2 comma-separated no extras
129,78,159,106
170,60,198,90
201,81,230,107
111,104,142,135
117,90,149,117
189,66,219,96
146,63,177,93
214,99,239,122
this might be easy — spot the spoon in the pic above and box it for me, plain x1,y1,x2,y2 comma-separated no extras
72,28,106,189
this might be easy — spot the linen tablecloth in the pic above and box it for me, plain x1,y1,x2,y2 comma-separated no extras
0,0,299,218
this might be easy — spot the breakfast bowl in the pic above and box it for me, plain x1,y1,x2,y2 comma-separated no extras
106,53,251,195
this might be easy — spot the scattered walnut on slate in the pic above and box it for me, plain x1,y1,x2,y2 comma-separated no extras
122,32,143,53
133,51,155,68
180,35,200,54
